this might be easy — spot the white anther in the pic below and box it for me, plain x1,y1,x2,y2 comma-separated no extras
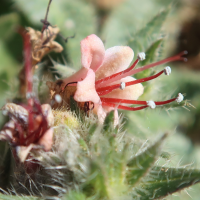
55,94,62,103
176,93,184,103
120,82,126,90
147,101,156,109
164,66,171,75
137,52,146,61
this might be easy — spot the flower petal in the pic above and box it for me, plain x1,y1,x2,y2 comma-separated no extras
102,76,144,111
16,144,34,162
74,69,101,104
81,34,105,71
38,128,53,151
62,67,88,86
97,105,107,124
95,46,134,80
41,104,54,127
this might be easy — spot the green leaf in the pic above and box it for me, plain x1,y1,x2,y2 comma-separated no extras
126,133,168,186
132,166,200,200
102,0,168,49
134,38,164,81
140,38,163,66
0,194,40,200
51,62,76,78
127,7,170,56
136,7,170,40
0,13,20,40
82,161,108,198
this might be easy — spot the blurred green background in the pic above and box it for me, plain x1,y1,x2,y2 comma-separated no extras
0,0,200,199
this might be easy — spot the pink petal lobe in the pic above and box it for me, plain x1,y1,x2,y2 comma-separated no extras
97,105,107,124
38,128,53,151
41,104,54,127
16,144,34,162
63,67,88,85
74,69,100,104
95,46,134,80
81,34,105,71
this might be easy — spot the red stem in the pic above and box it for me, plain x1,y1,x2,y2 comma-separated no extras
18,27,33,98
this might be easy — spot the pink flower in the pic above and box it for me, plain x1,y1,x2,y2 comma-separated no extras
49,34,186,124
0,101,54,162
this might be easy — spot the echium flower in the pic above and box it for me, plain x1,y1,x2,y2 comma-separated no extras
0,27,54,162
47,34,186,123
0,101,54,162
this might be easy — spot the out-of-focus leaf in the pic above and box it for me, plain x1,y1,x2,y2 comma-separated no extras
132,166,200,200
102,0,168,49
127,7,169,57
51,62,76,78
14,0,96,69
126,133,167,186
0,13,19,40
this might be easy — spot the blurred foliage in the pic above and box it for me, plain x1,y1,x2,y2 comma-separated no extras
0,0,200,199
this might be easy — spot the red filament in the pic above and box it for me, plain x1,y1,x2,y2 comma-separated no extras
95,51,187,89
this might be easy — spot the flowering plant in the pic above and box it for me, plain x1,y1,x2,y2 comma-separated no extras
0,1,199,200
47,34,185,124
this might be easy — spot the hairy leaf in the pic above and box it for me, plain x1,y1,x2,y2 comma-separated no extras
126,133,167,186
132,166,200,199
127,7,169,57
140,38,164,66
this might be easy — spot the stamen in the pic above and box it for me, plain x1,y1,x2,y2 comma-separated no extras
147,101,156,109
96,51,187,89
120,82,126,90
102,102,148,111
176,93,184,103
95,58,140,86
137,52,146,61
164,66,171,75
101,97,178,106
97,70,164,96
